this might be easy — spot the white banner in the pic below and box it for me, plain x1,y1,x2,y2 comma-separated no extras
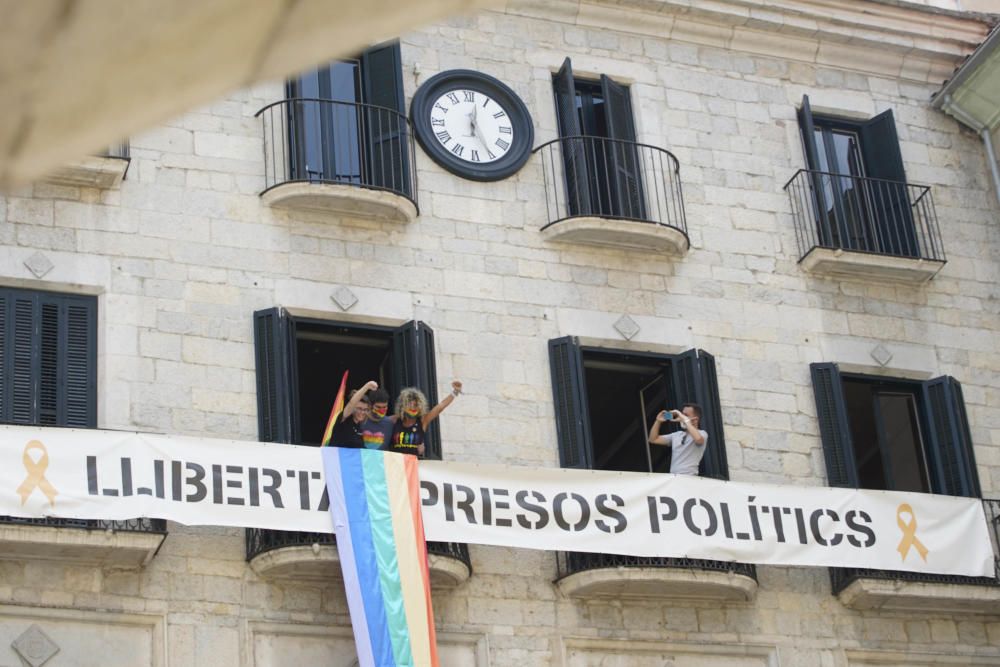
1,425,994,577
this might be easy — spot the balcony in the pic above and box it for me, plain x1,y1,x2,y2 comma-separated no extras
0,515,165,568
556,552,757,602
256,98,418,222
534,136,688,254
246,528,471,587
44,141,130,188
784,169,945,284
831,498,1000,614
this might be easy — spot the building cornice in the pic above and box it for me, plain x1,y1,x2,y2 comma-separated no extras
504,0,993,84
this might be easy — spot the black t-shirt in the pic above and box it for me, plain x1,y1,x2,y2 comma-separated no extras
388,419,424,455
330,417,364,448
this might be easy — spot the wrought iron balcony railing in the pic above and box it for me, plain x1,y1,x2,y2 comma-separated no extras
245,527,470,570
556,551,757,582
534,135,686,234
784,169,944,262
256,98,417,206
0,515,165,533
99,140,130,160
830,497,1000,594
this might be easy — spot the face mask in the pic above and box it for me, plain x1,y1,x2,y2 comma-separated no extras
371,407,387,420
404,408,420,418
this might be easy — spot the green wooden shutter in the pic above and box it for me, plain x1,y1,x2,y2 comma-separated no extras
670,349,728,480
253,308,293,443
810,362,859,487
0,288,96,427
922,376,980,497
553,58,593,217
392,321,441,460
600,74,645,221
797,95,834,246
548,336,592,469
859,109,917,257
362,41,410,198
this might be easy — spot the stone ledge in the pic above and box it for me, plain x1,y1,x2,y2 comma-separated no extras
800,247,945,284
261,181,417,223
837,577,1000,614
541,216,689,255
0,523,164,568
556,566,757,601
428,552,471,589
43,155,129,189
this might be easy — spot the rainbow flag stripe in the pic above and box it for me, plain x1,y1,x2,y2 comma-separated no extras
322,448,439,667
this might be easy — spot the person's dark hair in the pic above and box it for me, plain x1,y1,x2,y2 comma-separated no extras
370,388,390,405
683,402,703,420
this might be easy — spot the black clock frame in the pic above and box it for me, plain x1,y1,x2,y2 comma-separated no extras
410,70,534,182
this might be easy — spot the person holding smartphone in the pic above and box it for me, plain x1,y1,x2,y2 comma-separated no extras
647,403,707,475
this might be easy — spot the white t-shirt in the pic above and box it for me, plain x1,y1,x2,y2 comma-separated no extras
666,429,708,475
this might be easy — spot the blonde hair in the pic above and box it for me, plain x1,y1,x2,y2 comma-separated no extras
395,387,429,420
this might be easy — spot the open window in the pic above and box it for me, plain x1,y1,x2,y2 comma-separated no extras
253,309,442,459
552,59,645,221
810,363,979,496
798,96,918,258
548,337,727,478
287,42,410,197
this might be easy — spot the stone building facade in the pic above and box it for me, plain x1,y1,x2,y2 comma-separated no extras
1,1,999,665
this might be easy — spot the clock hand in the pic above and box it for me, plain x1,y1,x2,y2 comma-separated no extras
471,106,490,149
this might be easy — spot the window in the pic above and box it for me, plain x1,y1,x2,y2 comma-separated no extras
253,309,442,458
287,42,410,196
552,58,644,220
0,287,96,427
797,95,918,257
548,337,728,478
811,363,980,497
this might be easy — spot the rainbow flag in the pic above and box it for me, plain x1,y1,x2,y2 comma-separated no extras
320,370,349,447
321,447,439,667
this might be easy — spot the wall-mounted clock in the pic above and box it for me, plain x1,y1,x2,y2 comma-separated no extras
410,69,534,182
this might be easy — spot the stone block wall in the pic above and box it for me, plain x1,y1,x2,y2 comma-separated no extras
1,1,999,665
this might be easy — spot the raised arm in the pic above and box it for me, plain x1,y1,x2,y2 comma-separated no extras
679,411,706,446
342,380,378,421
648,410,672,446
422,380,462,429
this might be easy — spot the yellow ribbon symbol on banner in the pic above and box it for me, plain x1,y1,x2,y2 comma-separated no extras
896,503,928,562
16,440,58,507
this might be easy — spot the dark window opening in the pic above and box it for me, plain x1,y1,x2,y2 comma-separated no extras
553,58,645,220
582,350,671,474
842,377,930,493
798,95,917,258
254,310,442,459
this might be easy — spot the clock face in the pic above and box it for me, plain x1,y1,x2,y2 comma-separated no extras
411,70,534,182
429,89,513,164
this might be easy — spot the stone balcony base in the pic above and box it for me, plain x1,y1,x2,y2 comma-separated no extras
261,181,417,223
541,216,689,254
837,577,1000,614
557,566,757,602
0,523,164,568
250,543,471,588
44,155,129,189
800,247,945,283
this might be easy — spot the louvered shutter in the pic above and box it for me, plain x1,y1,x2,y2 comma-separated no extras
922,376,980,497
553,58,593,217
601,75,645,221
253,308,293,443
392,321,441,460
797,95,835,247
810,362,859,488
0,288,96,427
362,41,410,198
859,109,917,257
671,349,728,480
548,336,592,469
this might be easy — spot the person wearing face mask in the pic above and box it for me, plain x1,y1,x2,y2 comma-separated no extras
387,380,463,457
330,380,378,448
361,388,395,450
